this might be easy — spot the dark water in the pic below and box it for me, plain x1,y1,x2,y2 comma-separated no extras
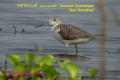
0,0,120,80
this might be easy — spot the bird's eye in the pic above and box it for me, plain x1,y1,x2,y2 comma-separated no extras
53,19,56,21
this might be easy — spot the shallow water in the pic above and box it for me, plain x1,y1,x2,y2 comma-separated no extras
0,0,120,80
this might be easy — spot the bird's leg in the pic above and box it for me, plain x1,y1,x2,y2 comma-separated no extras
75,44,79,56
65,43,69,55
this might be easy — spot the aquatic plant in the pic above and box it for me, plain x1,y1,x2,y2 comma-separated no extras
0,52,98,80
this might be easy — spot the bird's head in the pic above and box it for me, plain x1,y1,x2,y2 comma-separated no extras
35,16,62,28
48,16,62,26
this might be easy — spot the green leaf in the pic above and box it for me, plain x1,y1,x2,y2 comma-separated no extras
63,59,72,64
36,77,42,80
8,54,23,65
89,69,98,80
0,71,4,77
34,54,56,66
0,70,6,80
58,59,72,68
24,52,36,66
30,65,41,73
8,54,25,72
42,64,60,80
64,63,79,78
13,64,25,72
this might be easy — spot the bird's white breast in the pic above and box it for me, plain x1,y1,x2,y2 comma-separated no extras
51,25,65,44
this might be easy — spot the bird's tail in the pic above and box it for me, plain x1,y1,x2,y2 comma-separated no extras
93,34,104,38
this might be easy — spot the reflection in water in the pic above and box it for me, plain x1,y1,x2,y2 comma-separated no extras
53,54,91,61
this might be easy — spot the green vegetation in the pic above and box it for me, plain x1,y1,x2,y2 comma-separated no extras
0,52,98,80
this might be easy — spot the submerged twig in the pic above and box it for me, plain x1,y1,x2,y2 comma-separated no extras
21,26,25,32
34,44,41,56
4,53,8,72
13,25,17,34
0,28,2,31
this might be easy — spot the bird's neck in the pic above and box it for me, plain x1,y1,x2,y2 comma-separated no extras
51,23,61,31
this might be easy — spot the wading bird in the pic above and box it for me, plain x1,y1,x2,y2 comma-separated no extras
35,16,103,56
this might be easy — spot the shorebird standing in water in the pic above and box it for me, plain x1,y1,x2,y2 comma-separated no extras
36,16,103,55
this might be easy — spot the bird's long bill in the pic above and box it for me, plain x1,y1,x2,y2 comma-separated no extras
35,24,49,28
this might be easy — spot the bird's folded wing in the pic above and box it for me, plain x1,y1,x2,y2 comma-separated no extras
58,24,92,40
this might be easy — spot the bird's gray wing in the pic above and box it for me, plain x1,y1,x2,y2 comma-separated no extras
58,24,92,40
